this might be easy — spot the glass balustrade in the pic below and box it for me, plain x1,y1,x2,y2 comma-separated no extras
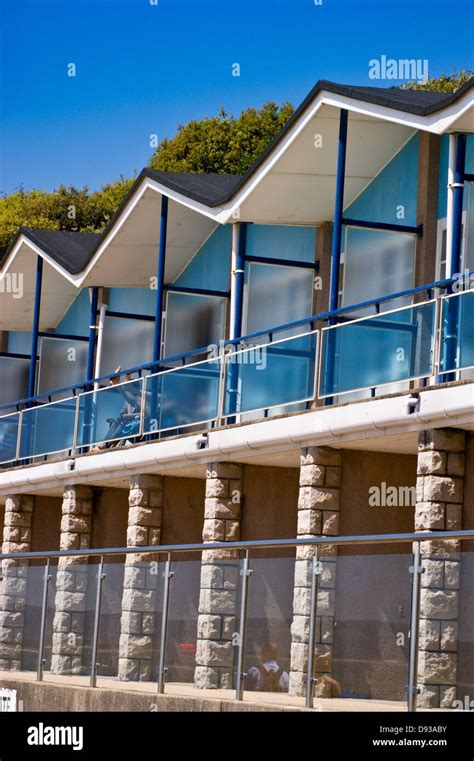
319,301,437,398
0,412,20,465
19,396,78,460
439,289,474,374
76,378,144,449
3,539,472,712
223,331,318,418
143,358,222,435
0,292,473,466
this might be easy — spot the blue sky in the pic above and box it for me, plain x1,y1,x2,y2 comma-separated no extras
1,0,472,194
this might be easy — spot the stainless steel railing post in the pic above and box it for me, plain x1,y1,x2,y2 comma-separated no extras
36,559,51,682
305,552,321,708
235,550,252,701
407,541,423,712
157,554,174,694
90,557,106,688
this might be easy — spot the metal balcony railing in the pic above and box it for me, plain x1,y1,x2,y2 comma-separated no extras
1,529,473,711
0,283,472,467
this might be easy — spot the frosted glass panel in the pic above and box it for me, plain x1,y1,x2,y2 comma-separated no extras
38,338,89,397
19,398,77,459
164,292,226,358
100,316,154,376
244,263,313,338
343,228,415,314
439,291,474,374
0,357,29,409
319,302,436,397
0,413,20,464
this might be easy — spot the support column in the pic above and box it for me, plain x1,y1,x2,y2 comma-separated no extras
289,446,342,696
195,462,242,690
0,495,35,671
118,475,163,681
51,486,93,675
416,428,465,709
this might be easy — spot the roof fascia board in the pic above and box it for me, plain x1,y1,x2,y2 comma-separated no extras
218,89,473,222
0,234,79,287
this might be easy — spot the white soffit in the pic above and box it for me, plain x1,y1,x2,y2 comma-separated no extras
0,240,78,331
81,187,217,287
238,106,416,224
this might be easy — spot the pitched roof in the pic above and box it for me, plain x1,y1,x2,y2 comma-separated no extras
2,78,472,275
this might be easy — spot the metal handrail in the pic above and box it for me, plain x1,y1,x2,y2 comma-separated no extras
0,275,462,413
1,529,473,561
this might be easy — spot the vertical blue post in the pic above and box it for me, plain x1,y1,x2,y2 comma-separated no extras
153,195,169,364
444,134,466,380
86,287,99,387
233,222,247,341
329,109,348,315
149,195,169,436
449,134,466,287
228,222,247,418
326,109,348,404
27,256,43,400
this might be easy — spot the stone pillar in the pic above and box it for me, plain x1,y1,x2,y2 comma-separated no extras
416,428,465,708
194,462,242,690
289,446,342,696
51,486,93,675
0,495,35,671
118,474,163,682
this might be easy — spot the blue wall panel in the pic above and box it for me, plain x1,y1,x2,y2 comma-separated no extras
175,224,231,290
345,134,419,227
246,224,316,263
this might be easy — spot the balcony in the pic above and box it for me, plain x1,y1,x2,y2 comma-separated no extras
0,283,472,469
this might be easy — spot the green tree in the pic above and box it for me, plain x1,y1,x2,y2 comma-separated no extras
402,69,472,92
149,102,294,175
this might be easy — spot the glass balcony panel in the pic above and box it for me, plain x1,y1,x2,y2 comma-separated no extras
0,412,20,464
94,560,125,679
19,397,77,460
330,550,411,706
439,290,474,374
239,552,298,707
3,563,47,673
143,360,221,435
158,556,201,688
319,301,436,398
77,378,144,448
224,332,317,417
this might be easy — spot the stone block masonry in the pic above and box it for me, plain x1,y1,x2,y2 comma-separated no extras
289,446,342,697
195,462,242,690
0,495,35,671
118,475,163,681
415,428,465,709
51,487,93,675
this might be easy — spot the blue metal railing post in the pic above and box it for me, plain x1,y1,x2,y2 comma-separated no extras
81,287,99,448
444,134,467,380
153,195,169,364
326,109,348,405
27,256,43,400
86,287,99,387
228,222,247,419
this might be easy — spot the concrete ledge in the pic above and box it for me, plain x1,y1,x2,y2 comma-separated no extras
0,672,407,712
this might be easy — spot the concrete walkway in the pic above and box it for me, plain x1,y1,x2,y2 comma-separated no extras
0,670,408,712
